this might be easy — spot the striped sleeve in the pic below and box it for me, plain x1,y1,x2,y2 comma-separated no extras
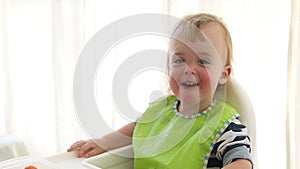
211,118,252,166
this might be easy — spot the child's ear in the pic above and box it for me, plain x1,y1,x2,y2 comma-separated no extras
218,65,232,84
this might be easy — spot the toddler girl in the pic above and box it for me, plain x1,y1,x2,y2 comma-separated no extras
68,13,253,169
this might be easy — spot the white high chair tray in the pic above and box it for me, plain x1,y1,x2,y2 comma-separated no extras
0,146,133,169
46,151,85,169
0,156,60,169
0,151,85,169
82,145,133,169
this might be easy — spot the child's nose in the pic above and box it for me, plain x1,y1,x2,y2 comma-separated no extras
184,63,197,75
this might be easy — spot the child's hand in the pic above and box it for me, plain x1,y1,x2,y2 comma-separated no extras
67,139,106,158
67,123,134,158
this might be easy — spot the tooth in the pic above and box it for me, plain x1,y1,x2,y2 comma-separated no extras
182,82,198,87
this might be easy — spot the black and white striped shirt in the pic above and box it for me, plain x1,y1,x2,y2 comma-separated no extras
207,118,252,168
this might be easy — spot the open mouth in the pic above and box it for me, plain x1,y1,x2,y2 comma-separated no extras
181,82,199,87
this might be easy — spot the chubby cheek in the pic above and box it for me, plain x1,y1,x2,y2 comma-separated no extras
169,76,179,96
201,69,221,95
200,70,213,88
168,66,182,96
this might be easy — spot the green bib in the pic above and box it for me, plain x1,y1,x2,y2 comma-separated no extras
133,95,239,169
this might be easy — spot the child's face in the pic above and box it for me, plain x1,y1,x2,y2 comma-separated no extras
169,23,231,110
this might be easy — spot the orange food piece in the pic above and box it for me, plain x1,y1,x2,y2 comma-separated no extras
24,165,38,169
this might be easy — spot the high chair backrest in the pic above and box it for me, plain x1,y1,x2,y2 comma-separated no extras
224,78,258,169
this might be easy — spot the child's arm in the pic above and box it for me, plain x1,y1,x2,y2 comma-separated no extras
222,159,252,169
67,122,135,158
213,118,253,168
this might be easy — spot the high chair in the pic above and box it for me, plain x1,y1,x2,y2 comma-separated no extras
224,78,258,169
82,78,258,169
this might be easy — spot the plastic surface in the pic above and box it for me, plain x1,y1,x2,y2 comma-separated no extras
0,156,59,169
82,145,133,169
46,151,85,169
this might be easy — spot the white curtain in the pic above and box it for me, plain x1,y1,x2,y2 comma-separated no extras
286,0,300,168
0,0,58,156
0,0,291,169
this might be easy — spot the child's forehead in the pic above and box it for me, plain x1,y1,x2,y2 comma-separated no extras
169,37,219,58
169,23,227,62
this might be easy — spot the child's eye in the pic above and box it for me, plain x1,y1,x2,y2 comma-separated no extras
174,58,185,64
198,59,209,65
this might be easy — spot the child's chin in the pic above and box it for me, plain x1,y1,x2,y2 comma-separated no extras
178,94,200,105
